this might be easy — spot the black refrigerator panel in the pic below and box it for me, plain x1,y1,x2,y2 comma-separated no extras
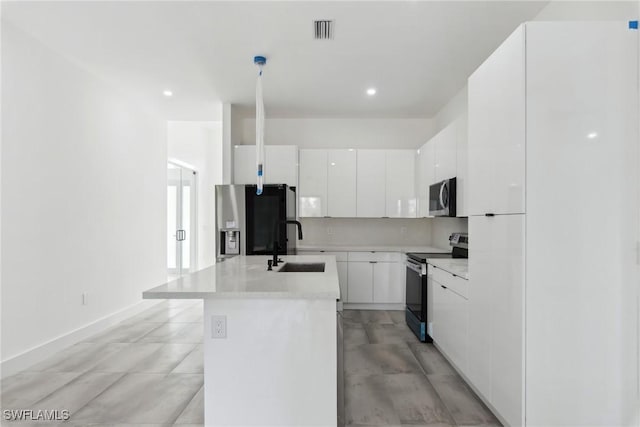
244,185,296,255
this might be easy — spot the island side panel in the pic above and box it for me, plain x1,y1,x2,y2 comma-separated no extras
204,298,338,427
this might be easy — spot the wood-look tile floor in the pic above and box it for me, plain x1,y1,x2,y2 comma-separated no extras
0,301,499,426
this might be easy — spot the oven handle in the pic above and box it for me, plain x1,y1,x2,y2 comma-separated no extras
406,259,424,276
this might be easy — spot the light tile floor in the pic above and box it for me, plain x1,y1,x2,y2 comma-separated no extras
1,301,499,426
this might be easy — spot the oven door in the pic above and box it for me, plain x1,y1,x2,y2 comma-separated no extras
405,258,427,321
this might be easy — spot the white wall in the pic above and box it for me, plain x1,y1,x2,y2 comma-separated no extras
241,118,435,149
1,23,166,366
432,87,468,135
167,121,223,270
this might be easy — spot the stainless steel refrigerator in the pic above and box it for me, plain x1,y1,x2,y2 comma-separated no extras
215,184,297,260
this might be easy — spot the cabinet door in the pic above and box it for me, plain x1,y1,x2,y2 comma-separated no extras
434,125,457,182
469,215,524,426
385,150,416,218
336,261,348,302
356,150,386,217
455,115,468,217
265,146,298,187
233,145,256,184
467,216,493,400
468,26,525,216
346,262,373,303
298,150,327,217
420,142,436,217
372,262,404,303
446,287,468,375
432,278,448,348
328,150,357,217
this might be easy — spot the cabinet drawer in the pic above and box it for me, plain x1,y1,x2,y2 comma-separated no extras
433,266,468,299
297,250,348,262
348,251,402,262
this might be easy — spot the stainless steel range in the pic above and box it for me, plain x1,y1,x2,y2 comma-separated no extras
405,233,468,342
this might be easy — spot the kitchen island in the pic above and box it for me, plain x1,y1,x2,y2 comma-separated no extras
143,255,341,427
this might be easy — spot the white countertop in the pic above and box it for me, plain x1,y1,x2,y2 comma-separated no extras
427,258,469,280
297,244,450,254
143,255,340,300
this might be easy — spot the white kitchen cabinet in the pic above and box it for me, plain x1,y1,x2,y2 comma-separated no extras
346,252,404,305
234,145,298,187
415,142,435,218
372,261,404,304
468,26,525,216
468,214,524,426
265,146,298,187
356,150,386,217
465,23,639,427
455,115,468,217
233,145,256,185
385,150,416,218
327,150,357,217
432,269,469,377
433,125,457,183
298,150,328,217
347,261,373,303
336,261,348,302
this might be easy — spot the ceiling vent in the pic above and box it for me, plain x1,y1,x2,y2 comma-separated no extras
314,20,334,40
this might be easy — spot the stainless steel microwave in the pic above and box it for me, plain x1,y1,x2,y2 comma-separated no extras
429,177,456,217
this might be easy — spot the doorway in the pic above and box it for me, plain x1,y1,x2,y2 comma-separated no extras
167,162,197,278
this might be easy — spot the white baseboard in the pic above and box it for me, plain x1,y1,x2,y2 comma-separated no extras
343,303,405,311
0,299,163,379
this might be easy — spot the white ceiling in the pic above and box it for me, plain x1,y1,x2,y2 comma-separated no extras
3,1,549,120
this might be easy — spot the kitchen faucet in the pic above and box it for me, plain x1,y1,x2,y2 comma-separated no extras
269,220,303,269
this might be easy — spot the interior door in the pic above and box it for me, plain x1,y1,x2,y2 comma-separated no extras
167,162,197,278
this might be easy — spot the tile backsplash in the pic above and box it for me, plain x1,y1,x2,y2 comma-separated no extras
430,217,468,249
299,217,468,249
299,218,432,247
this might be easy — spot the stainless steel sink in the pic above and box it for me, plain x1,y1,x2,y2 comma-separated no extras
277,262,326,272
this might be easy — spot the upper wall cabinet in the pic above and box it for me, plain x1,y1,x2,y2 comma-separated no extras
433,124,457,183
386,150,416,218
356,150,386,217
299,149,328,217
455,115,469,217
415,115,468,218
234,145,299,188
299,148,417,218
415,142,435,217
327,149,357,217
468,26,525,216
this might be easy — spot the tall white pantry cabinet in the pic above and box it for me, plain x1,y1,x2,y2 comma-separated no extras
467,22,639,426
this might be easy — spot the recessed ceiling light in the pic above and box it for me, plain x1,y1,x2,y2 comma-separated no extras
366,88,377,96
587,132,598,139
163,90,173,97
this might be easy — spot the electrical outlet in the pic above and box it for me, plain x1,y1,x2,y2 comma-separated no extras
211,315,227,339
81,293,88,305
327,227,333,235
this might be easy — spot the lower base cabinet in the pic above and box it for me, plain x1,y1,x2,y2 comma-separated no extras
432,277,468,373
346,262,374,303
346,261,404,304
336,261,348,302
